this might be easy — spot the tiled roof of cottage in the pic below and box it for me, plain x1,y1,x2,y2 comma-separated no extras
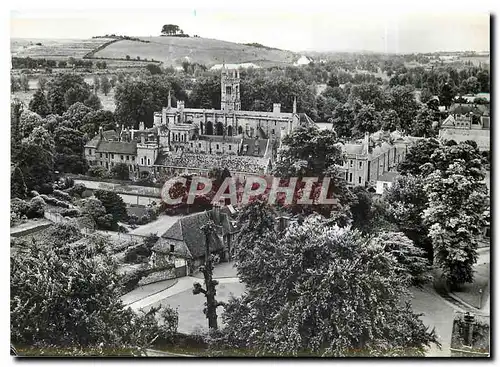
160,212,225,258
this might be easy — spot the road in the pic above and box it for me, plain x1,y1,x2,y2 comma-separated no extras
129,214,183,236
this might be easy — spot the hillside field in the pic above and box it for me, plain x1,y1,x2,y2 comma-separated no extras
92,36,298,67
11,38,114,60
11,36,299,69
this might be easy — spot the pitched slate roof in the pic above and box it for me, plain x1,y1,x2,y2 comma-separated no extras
450,104,489,116
199,135,242,143
96,141,137,155
85,135,101,148
242,138,268,157
161,212,224,258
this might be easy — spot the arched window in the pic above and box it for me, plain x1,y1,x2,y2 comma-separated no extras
215,121,224,136
206,121,214,135
199,121,204,135
238,126,243,135
227,125,233,136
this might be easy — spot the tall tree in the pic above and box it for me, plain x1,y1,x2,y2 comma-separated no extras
398,138,441,176
422,142,489,288
438,82,456,109
20,74,30,92
370,231,432,287
29,88,50,117
273,126,353,224
47,74,91,115
388,85,419,132
37,76,48,91
100,75,111,96
93,75,100,94
15,127,55,191
84,93,103,110
353,103,381,136
18,110,43,139
53,126,88,174
330,102,355,138
161,24,180,35
94,190,128,223
11,164,28,199
11,233,178,354
11,75,20,93
380,109,401,131
409,106,437,137
383,174,433,261
220,215,438,356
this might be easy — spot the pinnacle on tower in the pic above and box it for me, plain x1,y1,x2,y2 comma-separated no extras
168,90,172,109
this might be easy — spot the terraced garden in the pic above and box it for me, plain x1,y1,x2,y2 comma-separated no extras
11,38,115,60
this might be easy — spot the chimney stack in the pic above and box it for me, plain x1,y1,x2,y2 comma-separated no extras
273,103,281,114
99,126,103,140
168,90,172,109
293,97,297,114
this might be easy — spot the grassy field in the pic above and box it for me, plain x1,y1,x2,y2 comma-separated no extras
93,36,298,67
11,38,114,60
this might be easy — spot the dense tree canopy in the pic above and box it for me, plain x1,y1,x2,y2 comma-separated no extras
421,142,489,288
220,213,438,356
11,227,178,354
383,174,433,261
398,138,441,176
47,74,92,115
15,127,55,191
29,88,50,118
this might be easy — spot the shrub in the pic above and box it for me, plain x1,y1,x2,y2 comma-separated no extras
27,196,45,218
11,198,29,217
128,214,138,225
38,183,54,195
60,208,82,217
39,194,71,208
53,189,72,201
139,215,150,225
87,166,108,178
118,225,129,233
124,244,152,264
120,266,147,293
66,183,86,198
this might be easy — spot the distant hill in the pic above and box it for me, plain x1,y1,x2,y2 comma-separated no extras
90,36,298,67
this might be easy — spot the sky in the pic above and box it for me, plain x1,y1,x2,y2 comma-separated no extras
10,7,490,53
